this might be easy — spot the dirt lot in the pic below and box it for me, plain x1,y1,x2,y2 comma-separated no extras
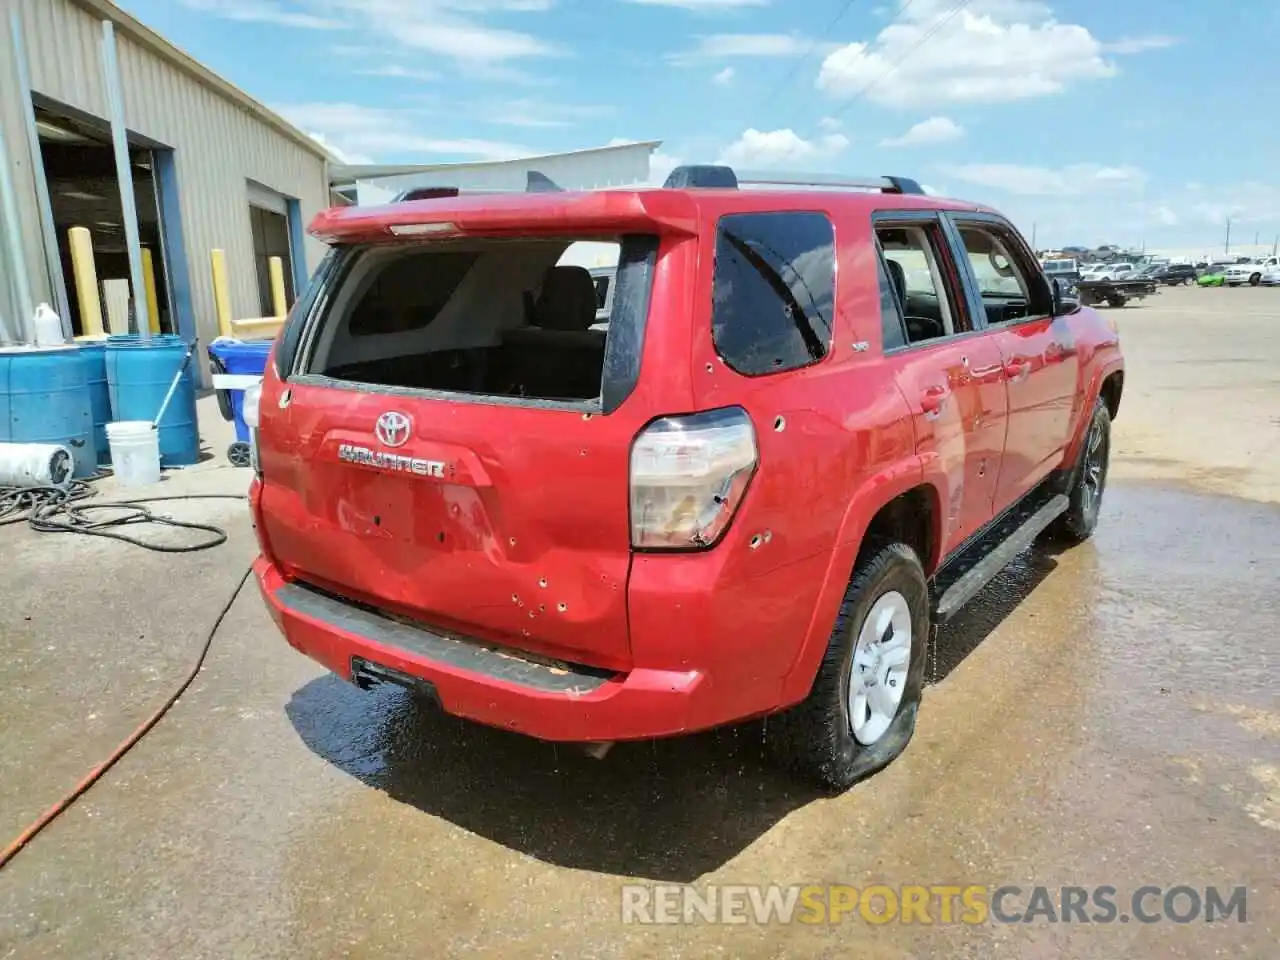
1,285,1277,959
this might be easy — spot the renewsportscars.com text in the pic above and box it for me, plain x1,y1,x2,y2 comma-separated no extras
620,884,1248,926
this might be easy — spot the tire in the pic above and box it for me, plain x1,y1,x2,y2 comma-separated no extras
1048,396,1111,544
1107,296,1126,307
1250,273,1261,286
766,542,929,792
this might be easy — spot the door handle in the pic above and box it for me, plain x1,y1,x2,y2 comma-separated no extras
921,386,949,419
1004,359,1030,383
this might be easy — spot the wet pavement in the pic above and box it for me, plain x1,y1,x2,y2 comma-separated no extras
1,479,1277,959
2,287,1279,958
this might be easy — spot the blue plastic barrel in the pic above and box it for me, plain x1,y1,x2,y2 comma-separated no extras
209,339,273,442
77,339,112,465
0,345,97,478
105,334,200,467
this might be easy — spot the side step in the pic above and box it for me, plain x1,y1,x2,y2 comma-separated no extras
932,494,1069,623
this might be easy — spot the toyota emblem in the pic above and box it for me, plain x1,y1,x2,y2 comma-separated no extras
375,411,412,448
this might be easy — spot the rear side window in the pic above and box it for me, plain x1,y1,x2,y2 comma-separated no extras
711,212,834,376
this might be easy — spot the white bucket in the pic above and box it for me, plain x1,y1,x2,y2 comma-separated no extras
0,442,74,488
106,421,161,486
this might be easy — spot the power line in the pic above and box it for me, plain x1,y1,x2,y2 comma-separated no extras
769,0,865,106
777,0,924,133
816,0,976,129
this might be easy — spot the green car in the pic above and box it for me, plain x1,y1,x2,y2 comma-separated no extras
1197,269,1227,287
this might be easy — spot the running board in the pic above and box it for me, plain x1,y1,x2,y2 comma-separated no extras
933,494,1069,623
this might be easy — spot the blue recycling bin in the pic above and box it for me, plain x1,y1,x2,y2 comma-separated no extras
208,338,273,464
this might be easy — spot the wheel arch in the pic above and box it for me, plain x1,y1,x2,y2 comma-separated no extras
777,464,941,705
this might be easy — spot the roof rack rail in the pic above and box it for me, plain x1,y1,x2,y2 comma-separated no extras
662,164,924,195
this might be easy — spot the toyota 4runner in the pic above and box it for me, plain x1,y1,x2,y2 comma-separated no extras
244,165,1124,791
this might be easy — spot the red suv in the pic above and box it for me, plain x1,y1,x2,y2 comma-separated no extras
245,165,1124,790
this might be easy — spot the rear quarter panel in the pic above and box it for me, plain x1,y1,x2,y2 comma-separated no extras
644,205,922,718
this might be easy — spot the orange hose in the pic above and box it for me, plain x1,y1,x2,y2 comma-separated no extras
0,568,252,871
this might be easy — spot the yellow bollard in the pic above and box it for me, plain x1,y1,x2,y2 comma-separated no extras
268,255,288,320
210,249,233,339
68,226,105,337
140,247,161,334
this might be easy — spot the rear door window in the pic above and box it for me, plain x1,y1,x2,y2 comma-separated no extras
710,211,835,376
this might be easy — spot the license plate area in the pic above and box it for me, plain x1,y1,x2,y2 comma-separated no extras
351,655,441,706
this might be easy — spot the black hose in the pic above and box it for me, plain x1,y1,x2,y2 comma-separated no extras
0,479,244,552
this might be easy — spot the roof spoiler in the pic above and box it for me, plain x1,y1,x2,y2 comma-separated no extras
391,169,566,202
662,164,924,195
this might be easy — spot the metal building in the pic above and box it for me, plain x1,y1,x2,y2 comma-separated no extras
330,141,662,206
0,0,330,375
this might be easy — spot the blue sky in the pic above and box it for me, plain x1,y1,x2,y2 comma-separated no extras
117,0,1280,250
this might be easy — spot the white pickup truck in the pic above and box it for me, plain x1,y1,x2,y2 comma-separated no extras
1084,262,1138,281
1224,256,1280,286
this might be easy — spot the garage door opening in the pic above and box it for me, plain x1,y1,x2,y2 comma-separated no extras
247,181,296,317
35,106,173,336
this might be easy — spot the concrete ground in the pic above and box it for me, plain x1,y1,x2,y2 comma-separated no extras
1,285,1278,959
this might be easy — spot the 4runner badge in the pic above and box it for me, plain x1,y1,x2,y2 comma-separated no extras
336,411,448,477
337,443,448,478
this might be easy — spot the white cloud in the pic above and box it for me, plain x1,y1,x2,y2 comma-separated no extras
944,162,1147,196
818,116,842,132
648,151,684,185
622,0,767,6
277,102,532,162
880,116,964,147
676,33,813,60
816,0,1166,108
187,0,564,66
478,99,611,128
718,128,849,168
180,0,343,28
1103,35,1181,54
355,65,441,82
713,66,736,86
306,131,373,165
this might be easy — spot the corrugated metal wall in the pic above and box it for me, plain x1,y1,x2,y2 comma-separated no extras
0,0,329,366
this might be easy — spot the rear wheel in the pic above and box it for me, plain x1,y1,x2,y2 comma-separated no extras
1048,396,1111,544
766,542,929,792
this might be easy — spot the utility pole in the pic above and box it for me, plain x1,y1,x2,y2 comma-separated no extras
1225,217,1231,257
1273,234,1278,257
1031,222,1037,248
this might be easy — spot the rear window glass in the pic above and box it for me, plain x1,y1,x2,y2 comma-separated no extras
302,235,657,409
710,211,835,376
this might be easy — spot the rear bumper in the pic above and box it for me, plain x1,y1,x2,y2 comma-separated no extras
254,558,720,742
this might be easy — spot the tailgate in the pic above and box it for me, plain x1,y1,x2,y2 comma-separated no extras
257,382,638,669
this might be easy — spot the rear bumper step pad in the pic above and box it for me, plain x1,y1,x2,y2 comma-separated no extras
275,582,617,695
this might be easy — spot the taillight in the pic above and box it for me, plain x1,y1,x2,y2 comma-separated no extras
629,406,758,550
243,381,263,476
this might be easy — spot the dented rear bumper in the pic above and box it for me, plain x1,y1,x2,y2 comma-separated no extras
254,557,728,742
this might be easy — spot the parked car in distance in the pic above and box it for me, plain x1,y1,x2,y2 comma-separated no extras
1225,256,1280,286
243,164,1125,792
1150,263,1198,285
1040,258,1082,284
1087,262,1138,281
1197,266,1229,287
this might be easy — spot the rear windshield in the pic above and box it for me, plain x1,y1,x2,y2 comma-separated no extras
300,235,657,408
